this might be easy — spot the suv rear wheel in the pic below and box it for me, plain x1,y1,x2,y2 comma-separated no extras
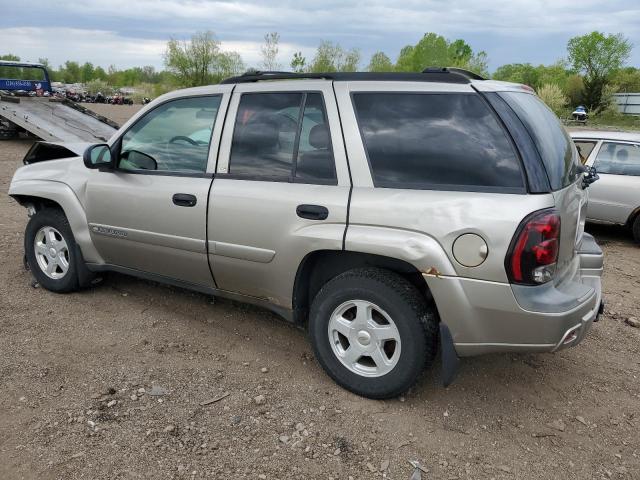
308,268,438,399
25,208,80,293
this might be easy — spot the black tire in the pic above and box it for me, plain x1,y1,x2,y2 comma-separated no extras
308,268,438,399
24,208,80,293
633,215,640,245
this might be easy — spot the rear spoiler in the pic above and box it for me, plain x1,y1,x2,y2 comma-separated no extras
23,141,90,165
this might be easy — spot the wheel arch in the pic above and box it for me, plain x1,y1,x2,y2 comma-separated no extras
292,250,437,326
627,205,640,227
9,181,104,264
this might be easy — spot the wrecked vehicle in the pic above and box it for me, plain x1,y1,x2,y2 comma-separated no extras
9,69,603,398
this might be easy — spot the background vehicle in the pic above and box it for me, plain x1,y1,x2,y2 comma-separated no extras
571,130,640,243
9,69,603,399
572,105,588,122
0,60,118,143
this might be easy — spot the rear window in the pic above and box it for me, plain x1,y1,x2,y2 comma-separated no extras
352,93,524,192
499,92,579,190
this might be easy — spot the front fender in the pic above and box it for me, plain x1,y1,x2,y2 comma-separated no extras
9,179,104,264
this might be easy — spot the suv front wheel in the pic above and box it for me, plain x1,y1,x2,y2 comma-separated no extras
25,208,80,293
309,268,438,399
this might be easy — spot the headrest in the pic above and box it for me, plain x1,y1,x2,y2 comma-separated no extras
616,148,629,161
309,123,330,150
240,119,279,151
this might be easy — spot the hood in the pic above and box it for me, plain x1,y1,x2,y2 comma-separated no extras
23,141,91,165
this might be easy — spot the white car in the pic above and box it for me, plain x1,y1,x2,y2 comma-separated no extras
571,130,640,243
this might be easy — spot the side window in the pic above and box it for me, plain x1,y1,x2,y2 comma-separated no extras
573,140,597,164
119,96,221,174
352,93,524,191
229,92,336,183
594,142,640,176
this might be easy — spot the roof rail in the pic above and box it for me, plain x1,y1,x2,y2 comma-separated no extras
221,67,483,85
423,67,486,81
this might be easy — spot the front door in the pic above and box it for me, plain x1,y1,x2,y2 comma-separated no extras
85,92,228,287
208,83,351,308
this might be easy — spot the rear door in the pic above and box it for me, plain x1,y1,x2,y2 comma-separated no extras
208,81,351,308
586,141,640,224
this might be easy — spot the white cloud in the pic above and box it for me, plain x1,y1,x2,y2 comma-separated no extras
1,1,638,69
0,27,312,70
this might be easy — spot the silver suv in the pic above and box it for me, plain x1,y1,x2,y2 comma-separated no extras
9,69,604,399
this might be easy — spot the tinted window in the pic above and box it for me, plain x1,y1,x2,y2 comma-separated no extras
594,142,640,176
573,140,597,164
120,96,221,173
352,93,523,191
229,92,336,183
500,92,579,190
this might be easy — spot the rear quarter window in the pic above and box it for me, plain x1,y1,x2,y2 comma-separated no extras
499,92,579,190
352,92,525,192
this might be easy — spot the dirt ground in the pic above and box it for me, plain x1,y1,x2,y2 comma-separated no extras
1,105,639,480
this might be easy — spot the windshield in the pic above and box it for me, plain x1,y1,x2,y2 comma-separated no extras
500,92,579,190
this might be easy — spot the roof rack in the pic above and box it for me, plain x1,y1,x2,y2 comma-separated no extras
221,67,485,85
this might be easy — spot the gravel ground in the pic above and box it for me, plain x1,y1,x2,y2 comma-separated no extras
1,105,639,480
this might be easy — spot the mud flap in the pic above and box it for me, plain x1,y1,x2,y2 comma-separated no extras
75,244,100,288
439,323,459,387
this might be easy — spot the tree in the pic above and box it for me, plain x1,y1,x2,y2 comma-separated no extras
260,32,280,71
0,54,21,79
164,31,244,86
492,63,539,87
567,31,632,109
290,52,306,73
611,67,640,93
308,41,360,72
80,62,95,83
61,61,81,83
395,33,488,75
367,51,393,72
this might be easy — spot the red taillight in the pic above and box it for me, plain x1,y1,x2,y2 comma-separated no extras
507,209,561,285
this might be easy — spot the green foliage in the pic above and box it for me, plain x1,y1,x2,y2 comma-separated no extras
568,32,632,79
537,83,568,116
492,61,570,91
568,31,632,109
611,67,640,93
290,52,306,73
564,74,585,106
308,41,360,72
367,52,394,72
164,31,244,87
394,33,488,76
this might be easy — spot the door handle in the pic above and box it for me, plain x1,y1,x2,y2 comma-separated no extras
296,204,329,220
172,193,197,207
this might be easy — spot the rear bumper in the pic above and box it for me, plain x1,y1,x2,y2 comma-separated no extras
424,233,603,356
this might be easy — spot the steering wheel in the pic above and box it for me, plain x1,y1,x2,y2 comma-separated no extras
169,135,199,146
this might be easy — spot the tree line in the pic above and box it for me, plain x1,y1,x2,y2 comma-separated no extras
2,30,637,115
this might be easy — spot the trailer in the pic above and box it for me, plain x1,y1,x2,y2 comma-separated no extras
0,60,118,143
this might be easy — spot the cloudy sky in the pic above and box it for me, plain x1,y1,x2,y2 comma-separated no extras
1,0,638,72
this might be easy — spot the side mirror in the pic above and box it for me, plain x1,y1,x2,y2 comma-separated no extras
581,165,599,189
83,144,113,169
